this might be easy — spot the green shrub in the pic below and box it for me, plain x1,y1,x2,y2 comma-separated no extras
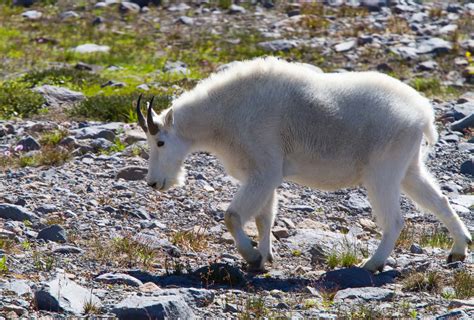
0,81,46,119
70,93,171,123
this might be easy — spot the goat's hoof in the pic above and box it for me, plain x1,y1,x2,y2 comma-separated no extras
246,255,264,273
359,259,384,273
268,252,274,264
447,253,466,264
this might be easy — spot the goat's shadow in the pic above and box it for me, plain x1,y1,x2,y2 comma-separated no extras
125,263,400,293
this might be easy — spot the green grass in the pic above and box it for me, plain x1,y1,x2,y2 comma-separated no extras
325,236,362,269
403,271,442,293
453,269,474,299
0,80,46,119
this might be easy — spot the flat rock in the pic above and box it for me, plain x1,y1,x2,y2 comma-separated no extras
0,280,32,296
0,203,38,221
164,61,189,75
112,295,195,320
33,85,85,107
35,274,101,315
316,267,399,290
435,310,470,320
22,10,41,19
334,287,395,302
72,44,110,54
72,127,115,141
417,38,452,55
345,194,371,213
334,40,356,52
120,2,141,13
451,114,474,132
95,273,143,287
37,224,67,243
116,166,147,181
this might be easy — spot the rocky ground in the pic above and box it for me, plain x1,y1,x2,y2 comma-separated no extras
1,0,474,319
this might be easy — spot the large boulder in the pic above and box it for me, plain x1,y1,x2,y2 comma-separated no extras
0,203,38,221
33,85,85,107
112,295,195,320
35,274,101,315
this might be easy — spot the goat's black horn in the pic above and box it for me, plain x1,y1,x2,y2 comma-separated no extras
136,94,147,133
147,96,160,135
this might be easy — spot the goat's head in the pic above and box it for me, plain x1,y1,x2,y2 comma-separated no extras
136,94,187,190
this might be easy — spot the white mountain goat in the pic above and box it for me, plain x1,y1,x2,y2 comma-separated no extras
136,57,472,272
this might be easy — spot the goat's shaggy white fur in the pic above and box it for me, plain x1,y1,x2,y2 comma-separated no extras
143,57,472,272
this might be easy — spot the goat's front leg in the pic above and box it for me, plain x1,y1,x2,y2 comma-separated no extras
225,176,280,272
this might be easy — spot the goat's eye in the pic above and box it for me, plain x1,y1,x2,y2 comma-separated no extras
157,141,165,147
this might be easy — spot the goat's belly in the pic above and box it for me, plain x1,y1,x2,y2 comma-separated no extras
283,158,362,190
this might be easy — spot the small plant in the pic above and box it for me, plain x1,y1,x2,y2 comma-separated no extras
420,228,452,249
32,250,56,271
83,297,100,315
403,271,441,293
239,296,269,320
0,239,15,253
0,256,8,274
410,77,442,96
171,227,209,252
320,289,337,309
452,269,474,299
40,129,69,147
325,236,361,269
108,138,126,153
291,249,302,257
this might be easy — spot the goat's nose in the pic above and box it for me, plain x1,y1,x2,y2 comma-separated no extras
148,182,157,188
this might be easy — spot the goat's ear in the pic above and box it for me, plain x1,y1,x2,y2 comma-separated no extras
164,109,174,127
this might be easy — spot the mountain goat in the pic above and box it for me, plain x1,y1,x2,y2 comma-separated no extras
136,57,472,272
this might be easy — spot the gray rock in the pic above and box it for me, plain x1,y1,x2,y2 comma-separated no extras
164,61,189,75
60,11,79,19
21,10,42,20
37,225,67,243
458,143,474,154
52,245,83,254
116,166,147,181
95,273,143,287
73,127,115,141
130,0,161,7
229,4,246,14
258,40,298,52
435,310,470,320
418,60,438,71
361,0,389,11
72,44,110,54
33,85,85,107
410,243,423,254
193,263,245,286
417,38,452,55
17,136,41,152
334,40,356,53
334,287,395,302
177,16,193,25
90,138,114,151
345,194,371,213
390,46,419,60
120,2,141,13
460,158,474,176
0,203,38,221
451,114,474,132
112,295,195,320
36,204,57,214
168,3,190,12
0,280,32,296
453,103,474,120
35,274,101,315
317,267,398,290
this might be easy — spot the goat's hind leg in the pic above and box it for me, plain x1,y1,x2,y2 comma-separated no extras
402,163,472,262
256,191,277,270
